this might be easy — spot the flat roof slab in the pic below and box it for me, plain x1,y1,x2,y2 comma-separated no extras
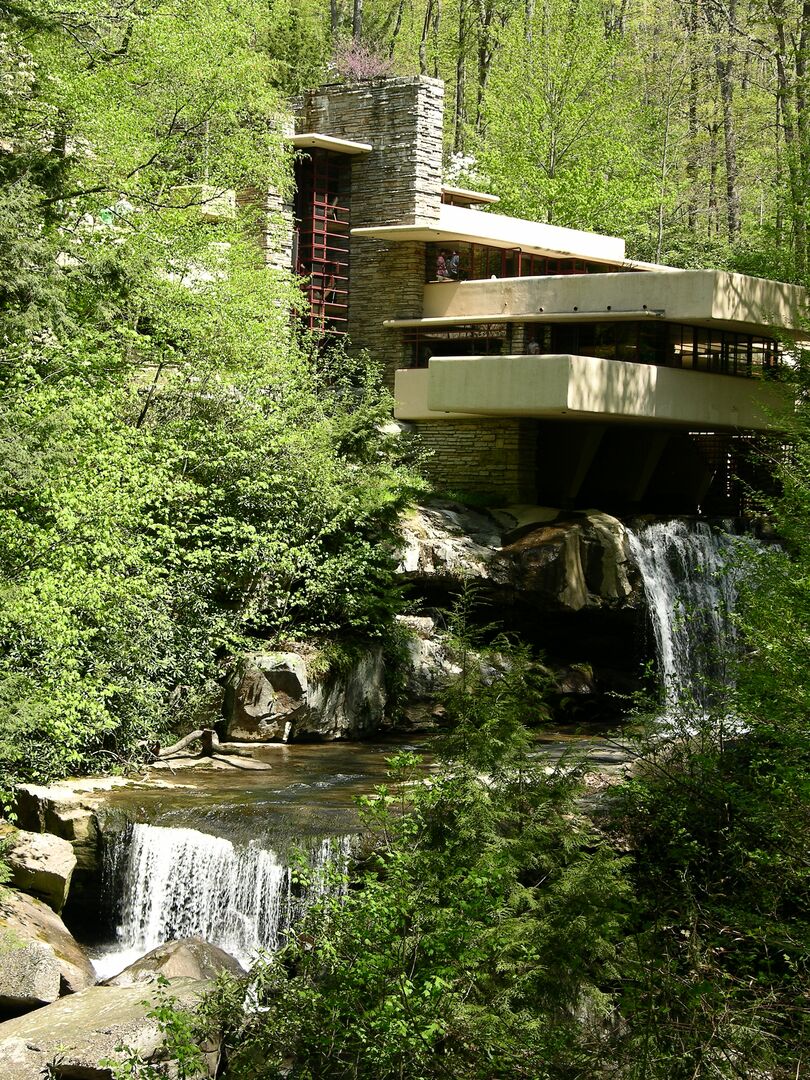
288,132,372,154
353,204,626,265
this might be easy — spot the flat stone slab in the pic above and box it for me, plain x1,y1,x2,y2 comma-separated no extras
0,978,215,1078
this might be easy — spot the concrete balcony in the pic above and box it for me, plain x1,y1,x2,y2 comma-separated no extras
413,269,806,336
394,354,788,431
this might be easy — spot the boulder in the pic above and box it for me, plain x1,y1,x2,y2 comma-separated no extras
0,932,61,1012
225,646,386,742
0,825,76,912
0,888,95,996
500,509,637,612
104,937,245,987
397,501,509,585
396,614,516,729
0,979,218,1079
398,502,639,614
14,783,99,874
305,649,387,740
397,614,457,729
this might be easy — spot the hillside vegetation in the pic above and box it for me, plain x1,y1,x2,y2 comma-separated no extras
4,0,810,790
0,0,422,795
1,3,809,1075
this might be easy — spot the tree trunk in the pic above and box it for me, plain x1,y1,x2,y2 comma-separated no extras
432,0,441,79
715,52,741,241
685,0,700,231
389,0,406,58
454,0,467,152
475,0,495,134
794,0,810,270
714,28,740,242
352,0,363,40
419,0,434,75
707,120,719,239
769,0,806,272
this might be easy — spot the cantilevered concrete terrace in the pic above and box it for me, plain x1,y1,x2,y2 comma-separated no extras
395,355,789,430
392,267,804,431
393,269,806,337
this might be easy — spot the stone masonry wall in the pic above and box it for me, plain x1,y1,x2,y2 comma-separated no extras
298,78,444,387
410,419,539,503
298,77,444,229
241,116,296,273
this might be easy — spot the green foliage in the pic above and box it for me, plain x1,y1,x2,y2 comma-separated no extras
0,0,422,796
475,0,654,241
603,414,810,1078
211,625,629,1078
607,713,810,1077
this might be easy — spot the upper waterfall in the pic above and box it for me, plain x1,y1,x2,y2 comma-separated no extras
627,519,747,717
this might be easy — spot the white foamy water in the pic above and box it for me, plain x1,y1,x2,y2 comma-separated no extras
628,519,748,717
93,823,351,979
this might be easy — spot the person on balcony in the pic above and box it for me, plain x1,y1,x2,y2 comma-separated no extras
436,250,450,280
448,250,460,279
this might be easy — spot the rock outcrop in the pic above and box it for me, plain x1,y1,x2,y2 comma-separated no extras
14,783,100,879
0,888,95,998
499,508,637,612
398,503,508,585
0,934,61,1012
397,614,512,729
0,826,76,912
105,937,245,986
398,502,640,613
225,647,386,741
0,978,218,1079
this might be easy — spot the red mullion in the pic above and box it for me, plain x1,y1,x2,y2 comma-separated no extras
301,149,350,338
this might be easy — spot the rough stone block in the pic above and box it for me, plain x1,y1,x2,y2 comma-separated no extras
225,646,386,742
0,888,95,996
1,826,76,912
0,933,61,1010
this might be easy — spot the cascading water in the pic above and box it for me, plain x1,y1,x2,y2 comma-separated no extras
93,823,351,979
627,519,747,716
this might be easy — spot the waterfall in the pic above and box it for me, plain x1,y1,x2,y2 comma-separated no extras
628,519,745,716
95,823,351,978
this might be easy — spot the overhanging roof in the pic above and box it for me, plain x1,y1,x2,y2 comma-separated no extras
441,184,500,205
352,203,627,265
289,132,372,154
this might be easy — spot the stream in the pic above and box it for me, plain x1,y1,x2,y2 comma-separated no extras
82,518,750,980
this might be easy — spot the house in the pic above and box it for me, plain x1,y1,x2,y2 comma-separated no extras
280,75,805,513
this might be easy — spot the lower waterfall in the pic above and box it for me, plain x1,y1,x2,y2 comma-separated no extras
628,519,747,716
94,822,351,979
